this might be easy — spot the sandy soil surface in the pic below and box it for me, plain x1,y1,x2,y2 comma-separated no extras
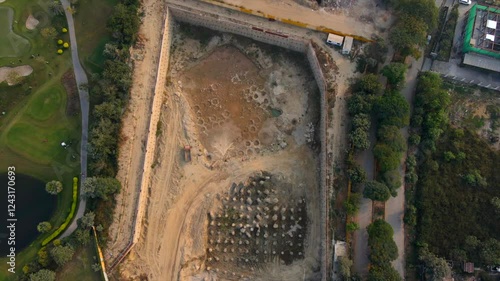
25,14,39,30
218,0,391,39
117,28,324,280
0,65,33,85
105,0,165,263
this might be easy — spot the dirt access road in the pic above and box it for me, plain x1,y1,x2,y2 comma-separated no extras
212,0,377,40
106,0,165,261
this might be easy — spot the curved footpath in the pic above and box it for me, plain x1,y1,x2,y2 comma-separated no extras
60,0,89,238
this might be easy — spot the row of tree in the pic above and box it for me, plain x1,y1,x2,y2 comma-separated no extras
346,66,410,202
88,0,140,177
388,0,438,59
367,219,402,281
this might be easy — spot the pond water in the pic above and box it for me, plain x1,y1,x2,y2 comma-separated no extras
0,173,56,255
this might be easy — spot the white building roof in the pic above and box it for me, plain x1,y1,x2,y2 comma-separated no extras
486,34,495,41
327,33,344,45
487,20,497,29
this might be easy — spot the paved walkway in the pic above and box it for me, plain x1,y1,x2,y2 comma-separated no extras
60,0,89,238
385,55,423,278
352,135,375,278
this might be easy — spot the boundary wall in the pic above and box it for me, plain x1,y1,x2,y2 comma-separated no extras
108,9,174,271
110,4,333,279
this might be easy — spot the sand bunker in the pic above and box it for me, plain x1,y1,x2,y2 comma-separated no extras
0,65,33,85
26,15,39,30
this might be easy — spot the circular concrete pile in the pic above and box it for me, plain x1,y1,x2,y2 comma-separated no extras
205,171,307,278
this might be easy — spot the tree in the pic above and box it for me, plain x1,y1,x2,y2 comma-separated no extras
389,16,427,57
419,243,452,281
367,219,398,265
398,0,438,31
408,133,421,146
491,197,500,214
40,27,58,39
377,125,407,152
368,263,402,281
374,143,401,172
108,3,140,45
381,63,407,88
29,269,56,281
352,113,371,131
79,211,95,228
353,74,384,96
349,128,370,151
338,256,353,279
444,151,455,162
364,181,391,202
75,229,91,245
365,36,388,64
380,169,401,196
480,238,500,265
345,193,362,215
348,94,374,115
50,245,75,266
347,222,360,232
404,205,417,226
83,177,121,200
463,170,487,187
48,1,64,15
374,91,410,128
45,180,63,195
37,247,50,267
347,164,367,184
37,221,52,233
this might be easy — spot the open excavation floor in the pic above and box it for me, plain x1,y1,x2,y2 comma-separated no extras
117,26,324,281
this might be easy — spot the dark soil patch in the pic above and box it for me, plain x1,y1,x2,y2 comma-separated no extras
61,70,80,116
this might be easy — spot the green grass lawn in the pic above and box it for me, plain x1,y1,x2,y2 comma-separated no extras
74,0,118,73
0,6,30,57
57,242,103,281
26,84,64,121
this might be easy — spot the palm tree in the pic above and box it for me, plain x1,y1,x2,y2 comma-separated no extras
48,1,64,16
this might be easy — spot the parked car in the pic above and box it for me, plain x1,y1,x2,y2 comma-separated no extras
459,0,472,5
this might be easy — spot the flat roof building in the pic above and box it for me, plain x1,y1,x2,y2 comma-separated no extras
326,33,344,46
462,4,500,72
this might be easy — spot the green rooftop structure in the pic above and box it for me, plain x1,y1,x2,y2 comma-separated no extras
462,4,500,71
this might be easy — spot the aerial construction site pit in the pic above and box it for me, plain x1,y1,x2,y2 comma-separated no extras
109,1,335,280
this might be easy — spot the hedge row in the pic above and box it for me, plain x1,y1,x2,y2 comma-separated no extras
42,177,79,246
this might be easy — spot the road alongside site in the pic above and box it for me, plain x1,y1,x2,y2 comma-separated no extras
352,122,376,278
60,0,89,238
385,55,424,277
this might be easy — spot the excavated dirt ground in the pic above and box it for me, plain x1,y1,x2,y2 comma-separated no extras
117,24,325,281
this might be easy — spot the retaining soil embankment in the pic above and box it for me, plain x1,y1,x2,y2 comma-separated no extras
111,4,332,279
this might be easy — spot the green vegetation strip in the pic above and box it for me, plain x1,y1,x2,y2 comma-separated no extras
42,177,78,246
